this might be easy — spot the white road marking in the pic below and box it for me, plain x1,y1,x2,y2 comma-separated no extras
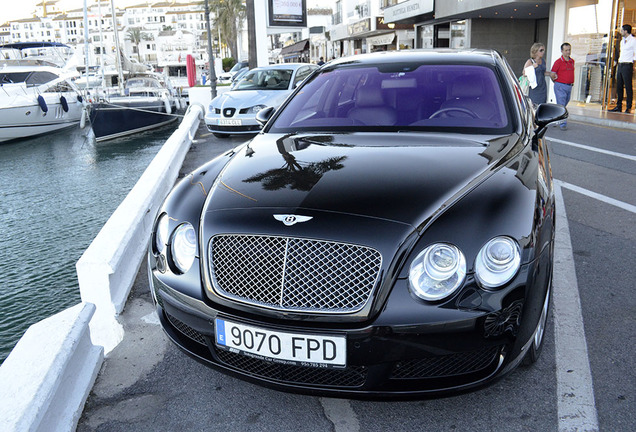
555,180,636,214
553,184,599,432
548,137,636,162
320,398,360,432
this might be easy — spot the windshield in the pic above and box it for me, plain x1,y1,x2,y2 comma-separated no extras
230,61,247,73
234,69,293,91
269,64,512,134
126,78,161,88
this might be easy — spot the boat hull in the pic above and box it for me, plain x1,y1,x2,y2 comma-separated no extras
0,99,84,143
89,99,178,142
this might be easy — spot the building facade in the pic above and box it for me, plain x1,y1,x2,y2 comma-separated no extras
383,0,635,109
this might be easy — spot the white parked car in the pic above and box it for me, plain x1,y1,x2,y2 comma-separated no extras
205,63,318,137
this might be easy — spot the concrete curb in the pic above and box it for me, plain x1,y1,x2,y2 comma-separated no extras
0,303,103,432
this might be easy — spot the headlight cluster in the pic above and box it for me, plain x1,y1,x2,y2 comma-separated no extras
154,214,197,274
409,236,521,301
248,104,267,114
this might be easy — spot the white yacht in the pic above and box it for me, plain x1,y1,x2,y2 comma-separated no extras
0,42,88,143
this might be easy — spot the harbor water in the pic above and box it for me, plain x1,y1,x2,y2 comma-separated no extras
0,124,176,363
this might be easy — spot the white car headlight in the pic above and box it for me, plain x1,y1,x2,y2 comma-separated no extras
475,237,521,288
171,223,197,273
155,213,170,254
248,104,267,113
409,243,466,301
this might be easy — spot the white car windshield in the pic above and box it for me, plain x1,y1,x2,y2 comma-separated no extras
234,69,293,91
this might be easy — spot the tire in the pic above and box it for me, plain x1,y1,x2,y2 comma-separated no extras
522,278,552,366
213,133,230,139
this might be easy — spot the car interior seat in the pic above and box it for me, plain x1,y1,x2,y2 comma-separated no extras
348,85,397,126
436,77,496,119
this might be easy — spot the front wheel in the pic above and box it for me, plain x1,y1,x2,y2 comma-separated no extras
522,280,552,366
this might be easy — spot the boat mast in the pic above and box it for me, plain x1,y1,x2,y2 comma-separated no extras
98,0,107,88
110,0,125,95
83,0,90,93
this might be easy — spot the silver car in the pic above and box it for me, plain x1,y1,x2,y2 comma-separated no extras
205,63,317,137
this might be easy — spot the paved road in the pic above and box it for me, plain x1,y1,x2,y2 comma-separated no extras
77,121,635,432
545,120,635,432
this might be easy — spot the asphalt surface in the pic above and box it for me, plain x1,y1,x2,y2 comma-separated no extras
77,119,635,432
546,121,636,432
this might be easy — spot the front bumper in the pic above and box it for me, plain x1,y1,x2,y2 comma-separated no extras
204,112,262,134
149,246,552,398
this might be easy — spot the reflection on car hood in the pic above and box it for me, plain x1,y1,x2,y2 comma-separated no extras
204,132,520,226
212,90,291,109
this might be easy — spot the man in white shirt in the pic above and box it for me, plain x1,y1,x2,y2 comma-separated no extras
611,24,636,113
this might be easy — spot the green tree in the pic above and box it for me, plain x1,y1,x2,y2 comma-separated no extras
209,0,246,62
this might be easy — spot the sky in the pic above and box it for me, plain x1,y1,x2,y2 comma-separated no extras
0,0,139,25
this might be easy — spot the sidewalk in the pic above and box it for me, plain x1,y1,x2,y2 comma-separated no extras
567,102,636,131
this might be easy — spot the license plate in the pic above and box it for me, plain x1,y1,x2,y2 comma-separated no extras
215,318,346,368
218,119,242,126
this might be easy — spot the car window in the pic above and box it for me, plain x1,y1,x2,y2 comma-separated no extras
270,64,512,134
229,61,247,73
293,66,312,87
234,68,293,91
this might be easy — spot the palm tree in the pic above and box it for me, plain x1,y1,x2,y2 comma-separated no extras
209,0,246,62
125,27,151,62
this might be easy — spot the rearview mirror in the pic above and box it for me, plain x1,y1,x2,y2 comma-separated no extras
255,106,276,127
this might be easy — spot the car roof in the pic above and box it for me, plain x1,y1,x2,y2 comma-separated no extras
250,63,314,72
326,49,500,68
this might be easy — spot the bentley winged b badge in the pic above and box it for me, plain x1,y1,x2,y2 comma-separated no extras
273,214,313,226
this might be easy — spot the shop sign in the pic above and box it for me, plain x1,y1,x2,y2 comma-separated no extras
367,33,395,47
384,0,433,23
348,18,371,36
376,17,413,31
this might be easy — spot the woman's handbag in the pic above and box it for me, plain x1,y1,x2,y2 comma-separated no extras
519,75,530,95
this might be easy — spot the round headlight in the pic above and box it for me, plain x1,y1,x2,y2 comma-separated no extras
248,104,267,113
475,237,521,288
409,243,466,301
171,223,197,273
155,213,170,254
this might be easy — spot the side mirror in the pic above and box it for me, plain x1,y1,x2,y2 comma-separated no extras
533,103,568,144
255,106,275,127
535,103,568,128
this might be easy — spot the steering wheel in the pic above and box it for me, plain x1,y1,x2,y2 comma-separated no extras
429,107,479,119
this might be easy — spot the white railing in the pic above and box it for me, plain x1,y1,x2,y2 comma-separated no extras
0,104,204,432
77,104,204,354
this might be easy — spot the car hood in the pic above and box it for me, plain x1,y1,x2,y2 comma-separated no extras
213,90,291,109
202,132,520,227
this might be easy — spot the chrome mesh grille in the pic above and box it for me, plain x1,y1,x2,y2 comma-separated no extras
209,235,382,313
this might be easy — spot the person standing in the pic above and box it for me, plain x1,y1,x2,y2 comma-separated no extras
551,43,575,130
524,43,557,105
611,24,636,113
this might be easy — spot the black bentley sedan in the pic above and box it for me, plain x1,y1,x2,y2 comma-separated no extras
149,50,567,397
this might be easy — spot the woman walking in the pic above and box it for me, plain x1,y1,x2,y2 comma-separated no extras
524,43,557,105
